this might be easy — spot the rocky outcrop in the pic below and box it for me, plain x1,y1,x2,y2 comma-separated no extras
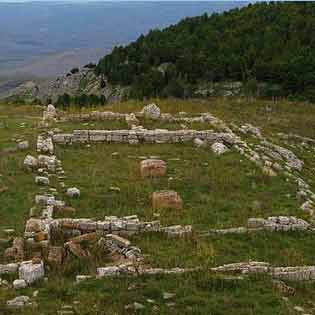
7,68,127,104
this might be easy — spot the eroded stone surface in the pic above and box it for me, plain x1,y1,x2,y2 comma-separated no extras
152,191,183,210
140,159,166,178
19,260,45,284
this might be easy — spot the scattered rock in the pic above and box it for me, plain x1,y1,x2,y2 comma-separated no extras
43,104,57,121
294,306,305,313
47,246,64,265
301,201,314,215
35,176,50,185
262,166,277,177
13,279,27,289
163,292,175,300
142,103,161,120
211,142,229,155
65,242,89,258
24,155,38,170
7,296,31,308
194,138,206,148
17,141,29,150
4,237,24,261
66,187,80,198
134,302,145,310
126,113,139,127
19,260,45,284
109,186,121,193
272,280,295,295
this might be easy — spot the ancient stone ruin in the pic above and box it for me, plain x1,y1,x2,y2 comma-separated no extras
3,102,315,310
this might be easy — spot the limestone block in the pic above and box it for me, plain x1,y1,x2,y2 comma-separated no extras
142,103,161,120
140,159,166,178
211,142,229,155
24,155,38,170
152,191,183,210
19,260,45,284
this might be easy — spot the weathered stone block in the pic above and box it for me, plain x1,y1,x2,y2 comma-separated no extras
19,260,45,284
152,191,183,210
140,159,166,178
48,246,64,265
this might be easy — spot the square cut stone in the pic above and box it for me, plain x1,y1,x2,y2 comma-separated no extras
140,159,166,178
152,191,183,210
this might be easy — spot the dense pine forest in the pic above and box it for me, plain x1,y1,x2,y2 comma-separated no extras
95,2,315,100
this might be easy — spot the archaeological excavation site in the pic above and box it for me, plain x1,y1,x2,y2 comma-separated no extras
1,98,315,314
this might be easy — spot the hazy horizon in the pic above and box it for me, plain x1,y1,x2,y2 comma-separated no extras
0,1,247,79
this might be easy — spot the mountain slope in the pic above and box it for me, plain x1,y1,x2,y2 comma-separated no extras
95,2,315,100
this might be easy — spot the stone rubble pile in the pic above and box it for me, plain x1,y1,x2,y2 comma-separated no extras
43,104,57,121
0,260,45,289
96,263,197,278
211,142,229,155
37,134,54,155
4,237,24,261
212,261,315,281
161,225,192,237
209,216,311,234
7,295,32,308
231,121,315,211
50,215,191,238
62,109,221,125
99,234,142,260
142,103,161,120
19,260,45,284
247,216,310,231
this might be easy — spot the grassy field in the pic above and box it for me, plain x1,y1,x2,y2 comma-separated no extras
1,98,315,314
58,143,300,229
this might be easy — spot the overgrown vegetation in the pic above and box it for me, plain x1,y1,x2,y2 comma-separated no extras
55,93,107,109
96,2,315,101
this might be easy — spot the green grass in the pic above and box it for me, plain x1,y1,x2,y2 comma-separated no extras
0,273,290,315
1,98,315,314
133,232,315,268
58,143,300,229
107,98,315,138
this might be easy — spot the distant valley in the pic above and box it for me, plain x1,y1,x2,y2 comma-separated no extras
0,1,246,79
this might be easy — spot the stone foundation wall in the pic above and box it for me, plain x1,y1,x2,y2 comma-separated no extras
62,111,219,124
53,129,237,145
211,261,315,281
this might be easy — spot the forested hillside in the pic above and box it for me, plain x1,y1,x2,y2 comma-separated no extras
95,2,315,100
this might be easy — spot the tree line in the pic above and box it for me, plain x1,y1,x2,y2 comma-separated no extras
95,2,315,101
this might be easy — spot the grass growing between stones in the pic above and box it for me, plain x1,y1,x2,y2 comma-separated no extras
52,119,129,133
58,143,300,229
0,153,38,234
0,272,289,315
106,97,315,138
2,99,315,314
